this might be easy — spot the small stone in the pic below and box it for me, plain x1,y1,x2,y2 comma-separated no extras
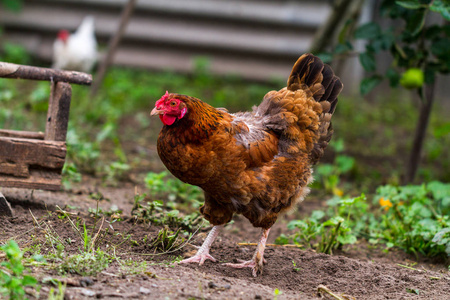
80,277,94,287
223,284,231,290
151,284,159,288
208,281,218,288
81,289,95,297
254,295,262,299
140,287,151,294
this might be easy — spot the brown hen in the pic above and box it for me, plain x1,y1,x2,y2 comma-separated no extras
150,53,343,277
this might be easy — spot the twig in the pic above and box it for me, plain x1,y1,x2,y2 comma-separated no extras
88,217,105,252
56,205,83,240
397,263,424,272
317,284,351,300
237,242,303,248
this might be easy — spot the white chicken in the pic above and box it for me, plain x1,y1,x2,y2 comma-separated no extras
52,16,98,73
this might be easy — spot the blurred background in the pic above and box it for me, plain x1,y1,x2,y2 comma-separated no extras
0,0,449,189
0,0,449,282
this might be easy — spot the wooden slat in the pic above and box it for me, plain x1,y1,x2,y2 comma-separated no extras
45,82,72,141
0,137,66,177
0,169,62,191
0,129,44,140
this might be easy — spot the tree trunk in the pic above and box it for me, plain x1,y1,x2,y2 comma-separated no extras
310,0,357,54
404,81,436,184
90,0,137,96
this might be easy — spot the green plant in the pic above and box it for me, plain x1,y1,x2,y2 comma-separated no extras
372,182,450,258
311,139,356,195
132,193,202,231
277,195,363,254
0,241,39,300
145,171,203,204
147,227,184,252
58,249,110,276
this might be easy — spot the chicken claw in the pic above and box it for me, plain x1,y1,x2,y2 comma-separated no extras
223,228,271,277
179,251,216,265
179,225,222,265
223,259,263,277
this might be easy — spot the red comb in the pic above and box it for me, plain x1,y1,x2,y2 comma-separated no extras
155,91,170,107
161,91,169,101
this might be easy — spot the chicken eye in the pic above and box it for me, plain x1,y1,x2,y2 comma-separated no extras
169,101,177,107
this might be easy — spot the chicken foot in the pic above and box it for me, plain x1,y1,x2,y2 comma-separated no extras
223,228,271,277
179,225,223,265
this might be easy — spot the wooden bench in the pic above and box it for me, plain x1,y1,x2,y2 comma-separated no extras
0,62,92,191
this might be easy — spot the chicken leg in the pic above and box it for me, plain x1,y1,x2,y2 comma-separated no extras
179,225,222,265
223,228,270,277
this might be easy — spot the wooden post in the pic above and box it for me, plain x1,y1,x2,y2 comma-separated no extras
45,82,72,141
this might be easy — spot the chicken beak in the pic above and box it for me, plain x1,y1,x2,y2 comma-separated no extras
150,107,164,116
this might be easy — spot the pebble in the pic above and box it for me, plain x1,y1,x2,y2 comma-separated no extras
140,287,151,294
81,289,95,297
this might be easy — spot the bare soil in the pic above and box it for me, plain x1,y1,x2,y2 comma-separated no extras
1,182,449,300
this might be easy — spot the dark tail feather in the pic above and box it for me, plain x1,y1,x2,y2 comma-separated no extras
287,53,343,164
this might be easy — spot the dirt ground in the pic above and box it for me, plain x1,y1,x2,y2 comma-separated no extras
1,182,450,300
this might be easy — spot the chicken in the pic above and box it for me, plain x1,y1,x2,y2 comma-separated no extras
52,16,98,73
150,53,343,277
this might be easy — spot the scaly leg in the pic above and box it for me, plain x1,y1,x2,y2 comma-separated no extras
179,225,222,265
223,228,271,277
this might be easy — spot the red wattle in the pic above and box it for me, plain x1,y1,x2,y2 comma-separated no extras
162,114,177,126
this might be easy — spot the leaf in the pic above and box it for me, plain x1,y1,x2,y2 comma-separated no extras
316,53,333,64
405,9,427,36
433,123,450,138
337,234,357,245
22,275,38,286
431,38,450,58
360,75,383,95
0,0,23,12
395,0,422,9
311,210,325,221
359,52,376,72
355,22,381,40
335,155,355,173
432,228,450,244
386,68,400,87
430,0,450,21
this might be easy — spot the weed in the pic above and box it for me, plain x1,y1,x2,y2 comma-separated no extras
0,240,39,299
118,259,148,276
291,260,300,272
47,280,66,300
145,171,203,205
148,227,184,252
58,249,110,276
273,288,282,300
132,193,202,231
